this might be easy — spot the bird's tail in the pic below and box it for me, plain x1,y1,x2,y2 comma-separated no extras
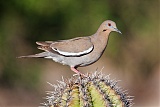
17,52,49,58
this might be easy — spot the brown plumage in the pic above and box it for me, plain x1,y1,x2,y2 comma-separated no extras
18,20,121,75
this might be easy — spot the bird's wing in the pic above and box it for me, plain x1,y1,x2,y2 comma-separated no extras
36,37,94,57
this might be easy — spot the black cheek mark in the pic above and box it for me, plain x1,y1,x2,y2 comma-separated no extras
103,29,107,32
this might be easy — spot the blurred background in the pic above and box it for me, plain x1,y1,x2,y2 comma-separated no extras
0,0,159,107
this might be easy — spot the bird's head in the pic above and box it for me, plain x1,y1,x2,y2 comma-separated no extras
99,20,122,34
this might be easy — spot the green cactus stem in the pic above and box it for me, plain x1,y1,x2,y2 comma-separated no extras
41,72,133,107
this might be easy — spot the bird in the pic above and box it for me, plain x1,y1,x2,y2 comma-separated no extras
18,20,122,75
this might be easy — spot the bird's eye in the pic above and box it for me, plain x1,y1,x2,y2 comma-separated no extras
108,23,111,26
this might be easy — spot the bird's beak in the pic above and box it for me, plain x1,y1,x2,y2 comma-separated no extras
114,27,122,34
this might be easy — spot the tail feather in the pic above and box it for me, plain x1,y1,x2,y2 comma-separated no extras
36,41,52,46
17,52,49,58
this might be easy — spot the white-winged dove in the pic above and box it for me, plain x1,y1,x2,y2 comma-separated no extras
18,20,121,75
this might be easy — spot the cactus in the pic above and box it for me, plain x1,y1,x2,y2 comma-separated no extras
41,72,133,107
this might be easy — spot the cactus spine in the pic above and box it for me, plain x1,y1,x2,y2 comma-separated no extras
41,72,133,107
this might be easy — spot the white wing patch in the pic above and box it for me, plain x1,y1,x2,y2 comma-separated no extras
52,46,93,56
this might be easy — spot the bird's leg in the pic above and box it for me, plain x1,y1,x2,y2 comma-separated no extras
70,67,85,76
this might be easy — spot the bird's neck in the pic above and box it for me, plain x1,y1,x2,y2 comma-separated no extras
94,30,111,43
91,30,111,53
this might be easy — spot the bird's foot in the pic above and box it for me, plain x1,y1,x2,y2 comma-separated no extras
71,67,86,77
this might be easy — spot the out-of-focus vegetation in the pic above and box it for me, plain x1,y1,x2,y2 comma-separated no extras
0,0,159,106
